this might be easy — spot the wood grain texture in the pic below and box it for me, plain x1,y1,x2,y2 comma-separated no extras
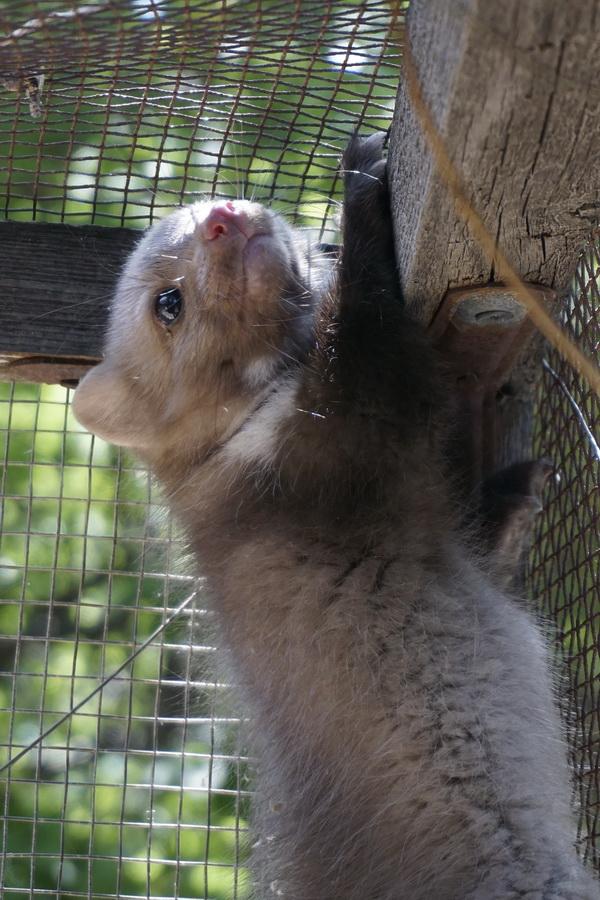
0,220,140,361
389,0,600,324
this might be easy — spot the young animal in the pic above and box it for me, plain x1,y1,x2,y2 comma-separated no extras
73,135,598,899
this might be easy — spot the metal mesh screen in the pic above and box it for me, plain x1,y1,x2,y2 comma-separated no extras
0,382,250,899
0,1,403,897
530,242,600,870
0,0,403,237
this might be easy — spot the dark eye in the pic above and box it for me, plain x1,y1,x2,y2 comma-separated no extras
154,287,183,325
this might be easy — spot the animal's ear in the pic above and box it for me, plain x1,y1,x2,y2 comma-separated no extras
72,362,151,448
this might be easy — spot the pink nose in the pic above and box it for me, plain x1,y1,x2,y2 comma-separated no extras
203,201,249,240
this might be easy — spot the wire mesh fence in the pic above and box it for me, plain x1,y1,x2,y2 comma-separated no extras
0,1,405,897
0,0,403,237
0,0,599,897
530,240,600,870
0,382,251,900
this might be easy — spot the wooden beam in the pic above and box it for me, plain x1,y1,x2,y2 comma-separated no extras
0,220,139,381
389,0,600,324
389,0,600,500
0,222,342,384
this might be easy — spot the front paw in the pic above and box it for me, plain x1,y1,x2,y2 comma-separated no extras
342,132,387,193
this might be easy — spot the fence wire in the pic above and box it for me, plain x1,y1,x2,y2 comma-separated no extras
530,241,600,870
0,0,403,238
0,1,404,897
0,382,251,900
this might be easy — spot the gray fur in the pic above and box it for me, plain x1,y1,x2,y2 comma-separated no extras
73,135,598,898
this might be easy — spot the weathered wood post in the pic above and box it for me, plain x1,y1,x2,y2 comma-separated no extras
388,0,600,489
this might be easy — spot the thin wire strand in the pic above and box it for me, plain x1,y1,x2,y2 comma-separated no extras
0,590,197,775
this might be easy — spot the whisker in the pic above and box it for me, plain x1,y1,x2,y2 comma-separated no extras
26,294,115,320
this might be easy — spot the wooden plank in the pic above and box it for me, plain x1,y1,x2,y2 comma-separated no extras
389,0,600,324
0,220,139,367
0,222,342,384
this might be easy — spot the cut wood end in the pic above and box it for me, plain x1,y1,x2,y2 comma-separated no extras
0,354,99,386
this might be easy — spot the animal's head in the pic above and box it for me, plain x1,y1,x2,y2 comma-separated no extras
73,200,328,460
